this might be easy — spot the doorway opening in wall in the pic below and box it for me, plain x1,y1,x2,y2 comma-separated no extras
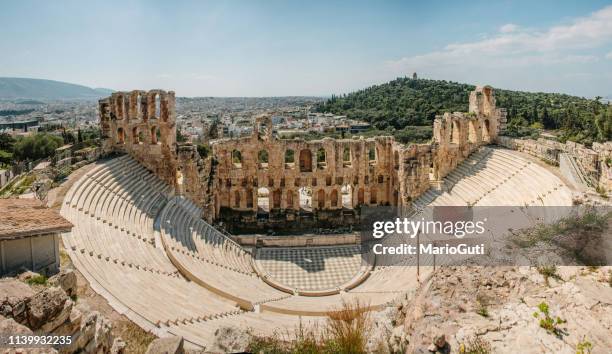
341,184,353,208
299,186,312,212
482,119,491,143
257,187,270,213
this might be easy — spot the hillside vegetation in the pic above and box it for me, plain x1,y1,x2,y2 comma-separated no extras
315,78,611,145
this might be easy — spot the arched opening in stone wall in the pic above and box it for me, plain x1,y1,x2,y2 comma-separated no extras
150,126,159,144
317,189,326,209
451,120,461,144
316,148,327,169
482,119,491,143
393,190,399,206
370,187,378,204
299,149,312,172
154,94,161,120
468,120,477,143
299,186,312,211
116,95,124,120
357,188,365,205
138,131,145,144
343,146,352,167
394,151,400,170
342,184,353,208
368,146,376,165
137,94,143,121
117,128,125,144
330,189,338,208
286,190,294,209
285,149,295,169
132,127,139,144
246,188,253,208
258,150,269,169
234,190,241,208
272,189,282,209
232,150,242,168
124,95,130,120
257,187,270,213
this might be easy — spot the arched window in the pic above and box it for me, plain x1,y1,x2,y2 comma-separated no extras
468,120,477,143
317,189,325,209
117,128,125,144
246,188,253,208
394,151,400,170
231,150,242,168
234,190,241,208
132,127,139,144
316,148,326,169
258,150,269,169
150,126,158,144
272,189,281,209
357,188,365,205
343,146,352,167
482,119,491,142
299,149,312,172
286,190,294,209
368,146,376,164
451,120,461,144
370,187,378,204
330,189,338,207
285,149,295,169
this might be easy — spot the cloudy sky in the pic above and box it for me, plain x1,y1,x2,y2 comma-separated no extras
1,0,611,97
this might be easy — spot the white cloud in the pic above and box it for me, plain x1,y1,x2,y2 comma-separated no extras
499,23,519,33
387,5,612,71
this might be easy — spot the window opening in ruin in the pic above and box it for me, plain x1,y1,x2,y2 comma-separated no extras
451,120,461,144
368,146,376,165
137,93,143,120
286,190,294,209
132,127,139,144
116,96,124,120
232,150,242,168
357,187,365,205
299,186,312,211
326,176,332,186
150,127,158,144
330,189,338,208
378,175,384,184
155,94,161,119
257,187,270,213
341,184,353,208
117,128,125,144
299,149,312,172
317,189,325,209
316,148,326,169
343,146,352,167
285,149,295,169
272,189,281,209
393,190,399,206
246,188,253,208
138,131,145,144
258,150,269,169
234,190,241,208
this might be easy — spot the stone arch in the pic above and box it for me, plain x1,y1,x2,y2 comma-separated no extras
246,188,253,208
468,120,478,143
370,187,378,204
150,126,159,144
299,149,312,172
341,184,353,208
257,187,269,212
137,93,144,121
115,95,124,120
299,186,312,210
272,189,281,209
117,127,125,144
316,148,326,169
330,189,338,208
343,145,352,167
234,190,241,208
286,190,294,209
317,189,326,209
258,149,269,169
231,150,242,168
357,188,365,205
285,149,295,169
451,120,461,144
132,127,139,144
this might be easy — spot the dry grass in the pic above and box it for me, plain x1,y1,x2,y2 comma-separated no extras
114,320,156,354
247,299,372,354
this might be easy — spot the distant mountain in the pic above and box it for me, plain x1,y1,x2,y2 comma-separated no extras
0,77,114,101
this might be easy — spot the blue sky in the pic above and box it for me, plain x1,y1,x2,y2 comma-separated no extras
1,0,612,97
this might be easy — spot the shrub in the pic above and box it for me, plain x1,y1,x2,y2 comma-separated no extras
575,336,593,354
537,264,561,286
26,274,48,286
533,302,566,337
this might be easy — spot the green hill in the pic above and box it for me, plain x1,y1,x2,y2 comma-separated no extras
0,77,113,101
315,78,611,144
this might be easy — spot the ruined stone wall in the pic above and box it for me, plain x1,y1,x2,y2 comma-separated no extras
497,136,612,192
99,85,505,230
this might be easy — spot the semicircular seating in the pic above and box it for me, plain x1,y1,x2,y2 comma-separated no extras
61,146,574,349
